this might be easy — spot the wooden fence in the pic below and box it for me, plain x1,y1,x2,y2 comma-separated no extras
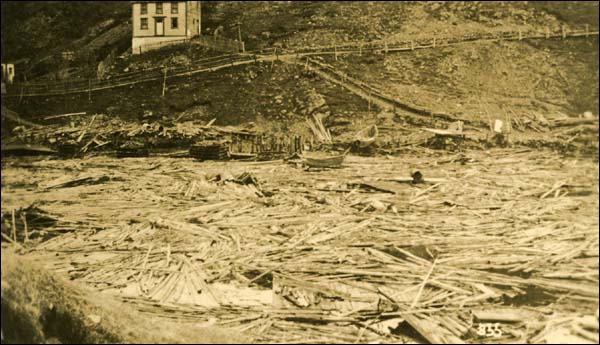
284,25,598,56
6,54,257,97
4,25,597,98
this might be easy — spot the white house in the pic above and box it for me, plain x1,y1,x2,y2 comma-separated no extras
131,1,201,54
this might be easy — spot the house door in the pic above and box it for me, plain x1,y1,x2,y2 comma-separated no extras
155,18,164,36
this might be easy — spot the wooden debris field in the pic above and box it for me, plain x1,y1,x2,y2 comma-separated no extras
1,147,598,343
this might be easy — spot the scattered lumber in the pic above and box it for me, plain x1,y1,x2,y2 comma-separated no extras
306,114,332,144
1,149,597,344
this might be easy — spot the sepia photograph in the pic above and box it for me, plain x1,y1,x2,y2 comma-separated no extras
1,1,598,344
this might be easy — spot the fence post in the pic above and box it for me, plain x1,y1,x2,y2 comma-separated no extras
334,44,338,61
518,29,522,41
410,40,414,51
562,25,566,39
162,68,167,97
359,44,362,56
433,37,436,48
270,50,276,71
545,27,550,39
585,24,589,37
384,41,388,54
88,78,91,101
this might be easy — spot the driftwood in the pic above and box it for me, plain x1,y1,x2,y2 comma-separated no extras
1,149,597,344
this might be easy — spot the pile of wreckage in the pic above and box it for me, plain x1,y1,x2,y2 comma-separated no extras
1,107,305,161
1,149,598,344
2,105,598,163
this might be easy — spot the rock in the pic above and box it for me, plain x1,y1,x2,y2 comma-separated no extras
582,111,595,119
88,314,102,324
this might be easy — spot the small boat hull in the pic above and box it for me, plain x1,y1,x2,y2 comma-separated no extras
302,154,345,168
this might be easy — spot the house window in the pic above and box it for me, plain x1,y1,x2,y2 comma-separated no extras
171,2,178,14
140,3,147,14
156,3,163,14
140,18,148,30
171,17,178,29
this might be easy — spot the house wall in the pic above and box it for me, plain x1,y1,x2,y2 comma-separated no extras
132,36,189,54
186,1,201,37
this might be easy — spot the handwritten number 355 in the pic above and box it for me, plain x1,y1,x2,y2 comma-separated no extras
477,323,503,337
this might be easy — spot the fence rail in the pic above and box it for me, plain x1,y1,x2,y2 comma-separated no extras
284,25,598,56
4,25,597,98
6,54,258,97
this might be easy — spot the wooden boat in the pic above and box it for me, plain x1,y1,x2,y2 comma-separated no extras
1,143,56,156
423,120,464,137
301,151,347,168
354,125,378,147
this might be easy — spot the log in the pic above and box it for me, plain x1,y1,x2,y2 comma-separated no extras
43,112,86,120
472,309,531,323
